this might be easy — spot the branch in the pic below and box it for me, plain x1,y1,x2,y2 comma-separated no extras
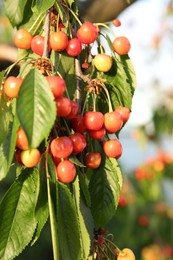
42,10,51,58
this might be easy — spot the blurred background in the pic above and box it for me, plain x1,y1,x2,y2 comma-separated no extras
1,0,173,259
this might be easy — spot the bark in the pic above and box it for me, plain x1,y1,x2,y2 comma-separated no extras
78,0,136,22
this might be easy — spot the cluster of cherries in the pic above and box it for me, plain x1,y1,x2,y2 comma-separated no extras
3,16,131,185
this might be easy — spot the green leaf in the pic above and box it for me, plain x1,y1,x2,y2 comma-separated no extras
35,0,55,12
16,68,56,149
51,52,75,99
103,55,136,109
31,155,49,245
20,9,45,34
89,155,121,226
69,155,86,167
0,93,13,145
73,176,91,259
4,0,28,26
78,169,91,207
0,114,19,181
57,182,82,260
0,168,39,260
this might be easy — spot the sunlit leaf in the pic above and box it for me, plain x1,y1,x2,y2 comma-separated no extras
16,68,56,149
4,0,28,26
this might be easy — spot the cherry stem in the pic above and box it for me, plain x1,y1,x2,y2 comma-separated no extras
100,83,113,112
42,9,51,58
66,5,82,26
104,237,121,255
95,23,116,37
4,57,33,78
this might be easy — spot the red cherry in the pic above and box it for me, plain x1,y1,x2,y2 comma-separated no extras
50,136,73,159
84,111,104,130
103,139,122,159
56,159,76,183
49,31,68,52
71,115,86,133
85,152,101,169
87,126,105,140
56,96,72,117
16,127,29,150
31,35,51,56
112,19,121,27
46,75,66,98
104,111,123,133
112,36,131,55
66,38,82,56
66,100,79,119
77,22,98,44
69,133,87,154
115,106,131,123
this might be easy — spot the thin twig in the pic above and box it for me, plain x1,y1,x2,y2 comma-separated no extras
42,9,51,58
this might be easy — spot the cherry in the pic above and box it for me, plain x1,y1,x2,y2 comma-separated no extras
103,139,122,159
117,248,135,260
50,136,73,159
77,22,98,44
66,100,79,119
112,19,121,27
46,75,66,98
14,29,33,49
112,36,131,55
71,115,86,133
84,111,104,130
20,148,41,168
69,133,86,154
16,127,29,150
115,106,131,123
66,38,82,56
104,111,123,133
94,53,113,72
49,31,68,52
3,76,23,98
31,35,51,56
56,96,72,117
56,159,76,184
87,126,105,140
85,152,101,169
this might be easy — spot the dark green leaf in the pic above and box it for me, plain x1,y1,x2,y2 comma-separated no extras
16,68,56,149
31,155,49,245
57,182,82,260
73,176,91,259
0,93,13,145
89,155,121,226
4,0,28,26
0,168,39,260
0,114,19,181
78,169,91,207
69,155,86,167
